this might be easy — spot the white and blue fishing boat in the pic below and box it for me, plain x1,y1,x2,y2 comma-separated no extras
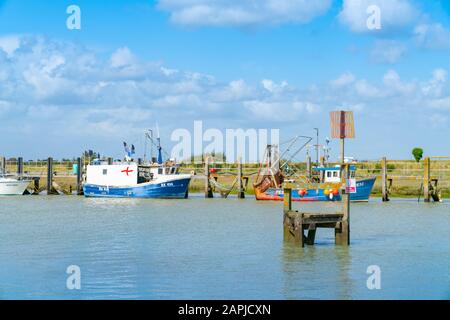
83,137,191,199
254,145,376,202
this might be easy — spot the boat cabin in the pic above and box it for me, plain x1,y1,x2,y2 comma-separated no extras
86,160,181,187
313,165,356,183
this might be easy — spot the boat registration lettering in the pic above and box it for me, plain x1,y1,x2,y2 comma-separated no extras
161,182,174,187
99,186,109,192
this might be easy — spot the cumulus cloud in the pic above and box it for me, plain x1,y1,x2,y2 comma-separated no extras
370,40,407,64
0,35,21,56
157,0,332,27
330,72,356,88
414,23,450,49
110,47,137,68
0,34,449,157
0,34,328,156
339,0,418,33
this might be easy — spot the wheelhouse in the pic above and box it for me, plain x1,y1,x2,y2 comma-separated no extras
314,165,356,183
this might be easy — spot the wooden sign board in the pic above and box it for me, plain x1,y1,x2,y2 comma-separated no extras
330,111,355,139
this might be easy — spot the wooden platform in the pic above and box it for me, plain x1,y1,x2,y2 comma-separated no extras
283,184,350,247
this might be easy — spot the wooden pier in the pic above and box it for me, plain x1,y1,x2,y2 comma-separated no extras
283,166,351,247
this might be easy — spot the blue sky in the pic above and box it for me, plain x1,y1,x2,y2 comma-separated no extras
0,0,449,160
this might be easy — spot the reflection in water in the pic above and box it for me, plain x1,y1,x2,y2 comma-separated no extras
281,240,353,299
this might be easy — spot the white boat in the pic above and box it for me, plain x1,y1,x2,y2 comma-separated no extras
83,161,191,198
0,175,31,195
83,136,191,199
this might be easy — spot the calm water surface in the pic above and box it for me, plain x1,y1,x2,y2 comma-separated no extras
0,195,449,299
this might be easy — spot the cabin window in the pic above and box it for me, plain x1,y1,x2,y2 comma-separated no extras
158,168,163,175
333,171,338,178
327,172,332,178
103,169,107,175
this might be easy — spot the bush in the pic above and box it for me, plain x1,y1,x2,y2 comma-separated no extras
412,148,423,162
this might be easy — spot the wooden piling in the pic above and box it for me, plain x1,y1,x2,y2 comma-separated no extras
46,157,58,195
204,157,213,198
423,157,430,202
0,156,5,174
32,177,40,195
76,157,83,195
237,157,245,199
381,157,389,202
335,193,350,246
17,157,24,176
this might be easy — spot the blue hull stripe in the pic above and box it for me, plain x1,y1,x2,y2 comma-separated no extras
264,177,376,202
83,178,191,199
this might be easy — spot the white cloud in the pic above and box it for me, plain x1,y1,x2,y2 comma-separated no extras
354,79,382,98
339,0,418,33
422,69,448,97
330,72,356,87
157,0,332,27
261,79,288,94
383,70,415,94
244,100,319,121
429,97,450,110
370,40,406,64
110,47,137,68
414,23,450,50
0,35,21,56
0,34,449,158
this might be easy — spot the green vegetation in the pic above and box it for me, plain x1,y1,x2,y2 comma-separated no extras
412,148,423,162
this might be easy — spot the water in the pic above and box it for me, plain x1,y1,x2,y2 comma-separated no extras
0,195,449,300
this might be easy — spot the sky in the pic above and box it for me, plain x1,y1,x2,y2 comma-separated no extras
0,0,449,161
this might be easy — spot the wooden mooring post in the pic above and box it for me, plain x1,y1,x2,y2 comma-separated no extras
46,157,58,195
204,157,213,198
76,157,84,195
283,165,350,247
237,157,245,199
17,157,24,176
381,157,389,202
0,156,6,174
423,157,430,202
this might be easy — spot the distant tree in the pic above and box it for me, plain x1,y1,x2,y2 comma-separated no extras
412,148,423,162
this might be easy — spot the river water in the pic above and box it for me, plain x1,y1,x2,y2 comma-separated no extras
0,195,449,299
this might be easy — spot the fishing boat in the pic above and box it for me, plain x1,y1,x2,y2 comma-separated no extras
253,144,376,202
0,174,31,195
83,135,191,199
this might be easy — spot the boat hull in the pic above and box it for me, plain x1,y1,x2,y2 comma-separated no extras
0,179,31,195
255,177,376,202
83,177,191,199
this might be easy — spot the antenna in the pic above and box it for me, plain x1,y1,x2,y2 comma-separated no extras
156,123,163,164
